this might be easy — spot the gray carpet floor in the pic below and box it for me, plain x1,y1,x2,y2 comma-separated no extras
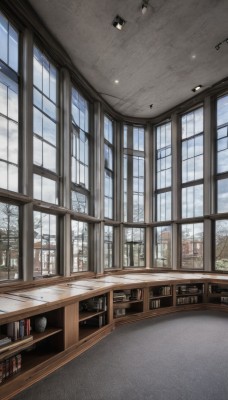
13,311,228,400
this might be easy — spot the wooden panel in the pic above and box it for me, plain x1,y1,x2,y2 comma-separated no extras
64,303,78,349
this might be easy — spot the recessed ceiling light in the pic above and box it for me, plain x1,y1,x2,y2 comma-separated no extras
142,1,148,14
112,15,126,31
192,85,202,93
114,80,119,84
191,54,196,59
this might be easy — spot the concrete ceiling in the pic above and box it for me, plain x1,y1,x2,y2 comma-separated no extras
28,0,228,118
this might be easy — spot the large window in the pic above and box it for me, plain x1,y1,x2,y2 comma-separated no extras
181,108,204,218
71,220,88,272
0,202,19,281
33,211,57,277
71,88,89,213
155,122,172,221
104,115,114,219
33,46,58,204
216,95,228,214
123,125,144,222
0,12,19,192
123,227,145,267
181,223,203,269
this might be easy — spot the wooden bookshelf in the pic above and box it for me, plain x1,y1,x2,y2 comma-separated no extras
1,272,228,399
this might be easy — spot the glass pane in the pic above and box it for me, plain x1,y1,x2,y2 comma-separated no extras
0,13,8,64
0,116,7,160
33,47,43,91
104,225,113,269
0,82,7,116
71,220,88,272
217,95,228,127
217,149,228,174
33,107,43,137
34,174,57,204
0,161,7,189
123,228,145,267
50,64,57,103
0,202,19,281
217,179,228,213
181,223,204,269
157,192,171,221
8,88,18,122
195,108,203,134
43,115,56,146
42,177,57,204
71,191,88,214
43,142,56,172
43,56,50,98
215,220,228,272
9,25,18,72
43,96,56,120
154,226,172,268
8,164,18,192
33,211,57,277
33,174,42,200
8,121,18,164
33,136,43,166
182,184,203,218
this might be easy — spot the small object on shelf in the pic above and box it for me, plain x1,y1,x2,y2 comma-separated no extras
114,309,126,318
34,316,47,333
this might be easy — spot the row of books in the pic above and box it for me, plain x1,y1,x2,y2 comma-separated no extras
6,319,31,342
0,354,22,384
177,296,199,305
150,299,161,309
150,286,171,297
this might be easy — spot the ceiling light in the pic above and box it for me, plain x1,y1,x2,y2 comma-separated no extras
142,1,148,14
149,104,153,109
114,80,119,84
192,85,202,93
112,15,126,31
191,54,196,59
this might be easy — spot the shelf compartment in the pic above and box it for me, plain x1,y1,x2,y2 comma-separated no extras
79,310,106,322
0,328,63,362
150,297,173,310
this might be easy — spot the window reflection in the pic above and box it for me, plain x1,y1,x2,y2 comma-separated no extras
217,179,228,213
215,220,228,271
154,226,172,268
0,202,19,281
33,212,57,277
104,225,113,269
71,220,88,272
123,228,145,267
182,184,203,218
181,223,203,269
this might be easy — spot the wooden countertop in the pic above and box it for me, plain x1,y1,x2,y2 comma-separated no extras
0,272,228,322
